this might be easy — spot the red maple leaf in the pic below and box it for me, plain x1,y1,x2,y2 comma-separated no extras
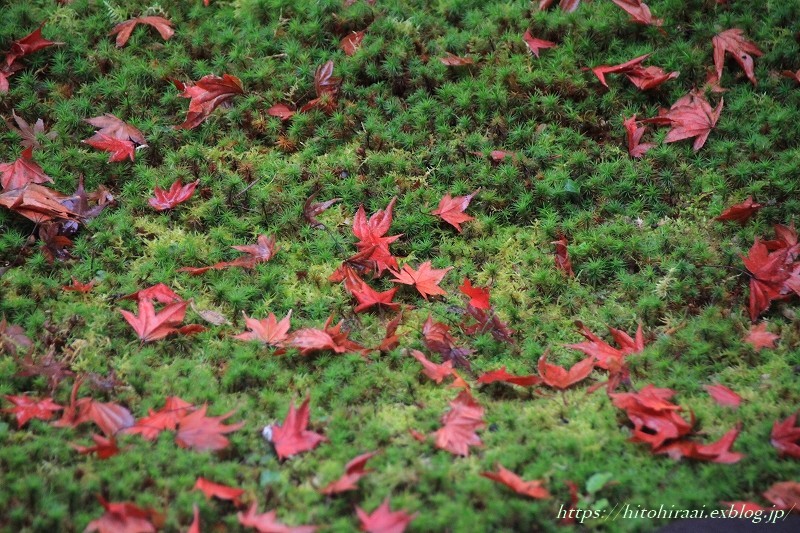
409,349,454,384
763,481,800,510
73,399,135,436
537,353,594,390
188,504,200,533
623,115,655,159
238,503,317,533
477,366,541,387
63,277,95,293
300,60,341,114
71,434,120,459
319,450,379,495
124,396,195,440
2,395,63,427
377,310,404,352
352,197,402,275
5,24,62,66
193,477,245,505
179,235,277,274
552,237,575,277
390,261,452,300
744,322,779,351
288,315,365,356
175,74,245,129
434,390,485,456
267,103,296,121
715,196,762,224
85,114,147,145
175,404,244,451
344,271,400,313
713,29,763,85
659,91,723,151
459,278,491,310
771,413,800,459
341,31,366,56
85,496,156,533
567,322,644,371
234,310,292,347
611,0,662,27
109,16,174,48
303,193,341,229
657,426,744,464
6,111,58,149
432,189,479,232
266,397,326,460
741,239,791,321
440,53,474,66
704,384,742,408
83,134,135,162
119,300,204,342
610,385,693,449
148,179,199,211
356,498,417,533
422,315,473,369
0,147,54,190
591,54,649,88
120,283,183,305
539,0,580,13
522,30,555,58
481,464,550,499
592,55,677,90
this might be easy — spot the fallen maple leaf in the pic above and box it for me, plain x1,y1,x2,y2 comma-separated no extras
352,197,402,275
0,182,78,223
771,412,800,459
72,398,136,437
188,504,200,533
267,103,296,121
265,397,326,460
13,350,73,391
5,111,58,149
539,0,580,12
611,0,662,27
83,134,135,162
763,481,800,510
109,16,174,48
2,395,63,427
345,271,400,313
377,310,404,352
0,147,54,190
422,315,473,369
148,179,199,211
623,115,655,158
288,315,365,356
234,310,292,347
238,503,317,533
431,189,478,232
715,196,762,224
300,60,341,114
704,384,742,408
175,74,245,129
434,390,485,456
660,92,724,151
782,69,800,84
175,405,244,451
522,30,555,58
120,300,204,343
390,261,452,300
741,239,790,321
744,322,779,351
85,114,147,146
125,396,195,440
319,450,379,495
459,278,490,310
63,277,95,293
85,496,156,533
538,353,594,390
121,283,183,305
356,498,417,533
5,24,62,66
477,367,540,387
71,434,120,459
341,31,366,56
482,464,550,499
552,237,575,277
179,235,277,274
409,349,454,384
567,322,645,371
303,193,341,229
713,29,762,85
440,53,474,66
610,385,693,449
591,54,649,88
193,477,245,505
657,426,744,464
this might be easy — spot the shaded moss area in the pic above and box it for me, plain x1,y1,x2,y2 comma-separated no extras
1,0,799,531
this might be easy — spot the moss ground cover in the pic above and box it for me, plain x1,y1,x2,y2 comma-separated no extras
1,0,800,531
